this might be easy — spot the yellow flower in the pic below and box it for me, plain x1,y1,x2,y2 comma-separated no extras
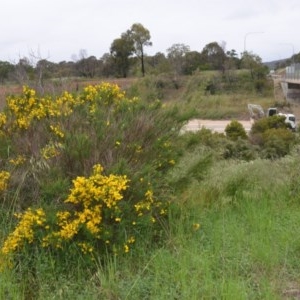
169,159,175,165
193,223,200,231
127,236,135,244
124,244,129,253
0,171,10,192
9,155,26,166
0,112,6,127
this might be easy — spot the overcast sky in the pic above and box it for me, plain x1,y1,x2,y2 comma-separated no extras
1,0,299,63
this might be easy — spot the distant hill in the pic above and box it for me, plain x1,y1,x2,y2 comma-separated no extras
264,58,289,70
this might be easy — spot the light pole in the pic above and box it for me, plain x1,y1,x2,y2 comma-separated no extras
244,32,264,53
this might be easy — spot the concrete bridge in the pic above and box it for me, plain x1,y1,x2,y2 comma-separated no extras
280,64,300,100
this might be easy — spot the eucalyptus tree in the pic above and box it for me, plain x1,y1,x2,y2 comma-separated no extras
76,56,99,78
241,51,265,78
110,32,135,78
183,51,202,75
226,49,240,69
241,51,269,92
129,23,152,76
146,52,171,74
201,42,226,71
0,61,14,83
167,43,190,75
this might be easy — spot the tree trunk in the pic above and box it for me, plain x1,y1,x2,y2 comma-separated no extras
141,49,145,77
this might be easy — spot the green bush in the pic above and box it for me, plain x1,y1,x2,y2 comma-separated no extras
249,115,296,159
225,120,247,141
0,83,186,286
260,128,296,159
250,115,288,135
223,139,257,161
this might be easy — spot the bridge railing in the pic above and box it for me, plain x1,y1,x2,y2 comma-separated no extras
285,63,300,81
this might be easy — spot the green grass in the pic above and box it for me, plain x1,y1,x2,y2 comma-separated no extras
3,155,300,299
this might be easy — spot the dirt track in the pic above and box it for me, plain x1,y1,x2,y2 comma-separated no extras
181,119,253,134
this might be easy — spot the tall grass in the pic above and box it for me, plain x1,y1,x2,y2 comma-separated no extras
1,153,296,299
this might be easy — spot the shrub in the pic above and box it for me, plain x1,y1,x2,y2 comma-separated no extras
225,120,247,141
260,128,296,159
250,115,288,136
223,139,257,161
249,116,296,159
1,164,168,260
0,83,184,272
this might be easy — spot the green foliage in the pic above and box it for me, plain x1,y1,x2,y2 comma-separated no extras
250,115,296,159
250,115,288,135
223,139,257,161
178,127,225,150
201,41,226,71
225,120,247,140
126,74,186,103
110,33,135,78
260,128,296,159
167,148,213,192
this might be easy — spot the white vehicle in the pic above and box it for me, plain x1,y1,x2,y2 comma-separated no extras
278,113,296,130
247,104,296,130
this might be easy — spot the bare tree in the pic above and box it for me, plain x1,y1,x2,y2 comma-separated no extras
12,49,50,94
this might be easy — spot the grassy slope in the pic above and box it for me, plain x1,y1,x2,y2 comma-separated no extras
1,72,300,299
126,70,299,121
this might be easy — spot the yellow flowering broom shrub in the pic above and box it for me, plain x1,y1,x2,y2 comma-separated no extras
1,163,167,261
0,82,182,269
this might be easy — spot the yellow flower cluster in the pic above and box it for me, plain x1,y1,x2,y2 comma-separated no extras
123,236,135,253
1,208,46,255
4,87,78,133
0,161,169,260
50,124,64,138
54,91,78,117
0,171,10,192
9,155,26,166
124,236,135,253
82,82,126,107
40,142,62,160
0,83,131,138
66,164,129,208
134,189,154,217
77,242,94,254
43,164,129,249
0,112,6,132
